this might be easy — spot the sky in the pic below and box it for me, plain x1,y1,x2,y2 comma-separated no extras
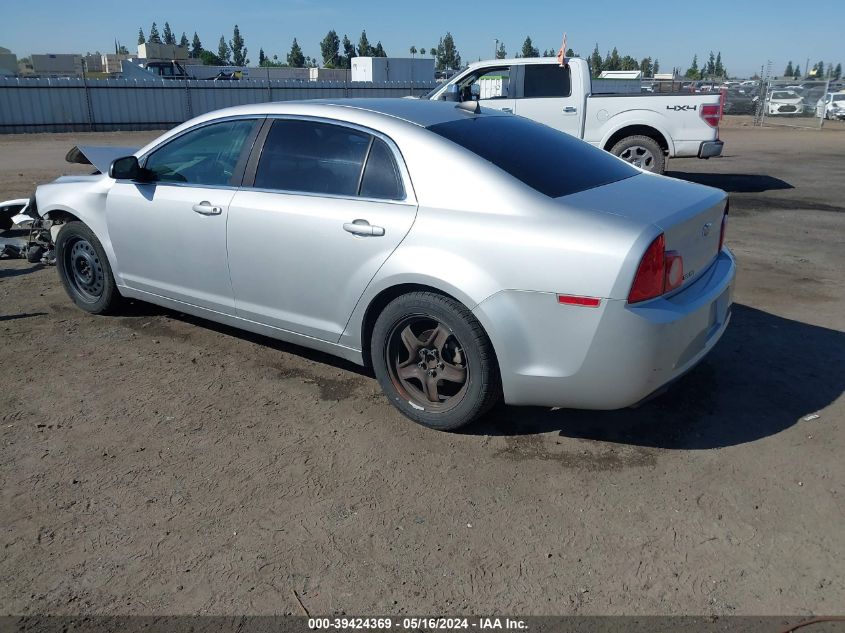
4,0,842,78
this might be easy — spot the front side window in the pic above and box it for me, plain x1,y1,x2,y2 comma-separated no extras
255,119,371,196
144,119,255,186
523,65,572,98
464,67,512,101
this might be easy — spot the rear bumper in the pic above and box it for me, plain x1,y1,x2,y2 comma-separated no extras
698,140,724,158
473,248,736,409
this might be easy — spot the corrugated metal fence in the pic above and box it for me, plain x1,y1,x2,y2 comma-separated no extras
0,77,438,134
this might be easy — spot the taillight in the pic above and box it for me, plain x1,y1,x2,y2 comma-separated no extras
628,234,666,303
664,251,684,292
628,234,687,303
700,104,721,128
719,202,729,251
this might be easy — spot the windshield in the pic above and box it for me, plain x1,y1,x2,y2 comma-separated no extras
427,115,638,198
832,94,845,103
772,91,798,99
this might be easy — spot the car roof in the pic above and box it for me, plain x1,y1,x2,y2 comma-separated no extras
200,98,509,130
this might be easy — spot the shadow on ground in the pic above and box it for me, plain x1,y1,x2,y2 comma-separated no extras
667,172,793,193
470,304,844,449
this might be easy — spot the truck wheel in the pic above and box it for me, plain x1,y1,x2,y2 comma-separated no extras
371,291,501,431
610,135,666,174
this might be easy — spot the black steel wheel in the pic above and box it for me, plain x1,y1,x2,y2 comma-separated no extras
55,222,121,314
371,292,500,430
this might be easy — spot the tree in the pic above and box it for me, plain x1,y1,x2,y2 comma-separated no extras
520,36,539,58
373,41,386,57
794,64,801,78
685,54,699,79
341,34,356,68
430,48,436,58
218,35,231,64
163,22,176,46
258,48,266,66
230,25,248,66
137,28,146,45
715,52,724,77
609,47,620,71
653,58,660,75
179,32,189,49
706,51,715,76
191,33,203,59
639,57,653,77
835,63,842,80
589,43,603,77
496,42,506,59
319,29,340,67
435,32,461,70
149,22,162,44
410,45,417,58
784,61,794,77
621,55,638,71
287,38,305,67
200,50,223,66
566,48,576,57
358,31,372,57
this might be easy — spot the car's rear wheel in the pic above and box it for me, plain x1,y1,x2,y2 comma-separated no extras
610,135,666,174
56,222,121,314
371,292,500,431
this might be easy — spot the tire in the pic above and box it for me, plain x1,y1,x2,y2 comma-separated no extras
610,135,666,174
55,222,121,314
371,291,501,431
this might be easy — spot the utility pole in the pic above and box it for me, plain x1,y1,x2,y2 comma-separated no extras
494,38,499,60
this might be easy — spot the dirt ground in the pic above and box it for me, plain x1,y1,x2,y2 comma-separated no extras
0,121,843,616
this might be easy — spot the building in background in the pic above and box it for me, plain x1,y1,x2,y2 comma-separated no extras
83,54,104,73
0,47,18,77
101,53,131,74
137,43,189,62
31,54,83,77
351,57,435,82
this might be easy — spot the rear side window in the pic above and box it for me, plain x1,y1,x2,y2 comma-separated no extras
427,115,637,198
523,65,571,98
255,119,371,196
360,138,404,200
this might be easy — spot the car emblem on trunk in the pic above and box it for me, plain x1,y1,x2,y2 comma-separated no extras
702,222,713,237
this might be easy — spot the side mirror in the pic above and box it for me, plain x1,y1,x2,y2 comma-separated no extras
109,155,150,181
442,84,460,102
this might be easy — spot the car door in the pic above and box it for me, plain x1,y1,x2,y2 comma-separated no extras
513,64,582,137
226,117,417,342
467,65,516,114
106,118,260,315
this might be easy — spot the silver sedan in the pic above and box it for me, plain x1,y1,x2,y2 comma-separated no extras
35,99,735,430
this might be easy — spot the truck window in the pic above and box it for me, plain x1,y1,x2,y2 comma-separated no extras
523,65,571,98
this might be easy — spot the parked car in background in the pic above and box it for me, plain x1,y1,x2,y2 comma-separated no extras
767,90,805,115
817,92,845,119
723,90,759,115
422,57,724,174
34,99,734,430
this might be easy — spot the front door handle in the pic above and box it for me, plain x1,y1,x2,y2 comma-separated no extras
192,201,222,216
343,219,385,237
501,107,513,113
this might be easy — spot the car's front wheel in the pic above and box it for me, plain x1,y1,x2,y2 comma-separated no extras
371,291,500,431
55,222,121,314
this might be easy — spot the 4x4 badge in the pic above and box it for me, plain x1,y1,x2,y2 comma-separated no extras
667,104,697,111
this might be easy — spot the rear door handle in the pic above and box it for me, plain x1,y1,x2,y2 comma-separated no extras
563,106,578,113
192,201,222,216
343,219,385,237
501,107,513,113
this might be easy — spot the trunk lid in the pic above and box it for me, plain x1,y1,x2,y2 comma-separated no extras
559,172,727,291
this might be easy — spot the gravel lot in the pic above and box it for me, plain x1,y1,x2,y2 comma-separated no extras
1,121,843,616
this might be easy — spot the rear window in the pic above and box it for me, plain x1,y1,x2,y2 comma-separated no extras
427,115,638,198
523,65,571,98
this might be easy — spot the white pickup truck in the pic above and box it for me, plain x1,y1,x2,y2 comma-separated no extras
422,57,724,174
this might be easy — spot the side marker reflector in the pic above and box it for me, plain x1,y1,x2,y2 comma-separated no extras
557,294,601,308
